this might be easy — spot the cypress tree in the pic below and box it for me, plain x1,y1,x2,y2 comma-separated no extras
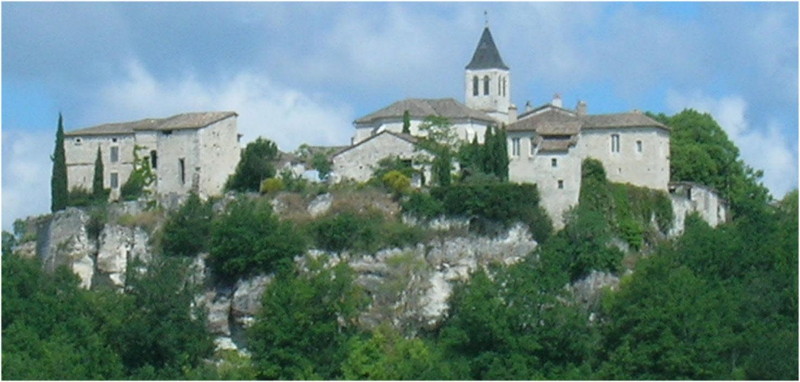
51,114,68,212
495,125,509,181
481,126,495,175
402,110,411,134
92,146,105,200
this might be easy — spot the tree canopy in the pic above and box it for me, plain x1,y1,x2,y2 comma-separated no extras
225,137,280,192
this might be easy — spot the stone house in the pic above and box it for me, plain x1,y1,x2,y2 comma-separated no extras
64,112,240,200
331,131,433,186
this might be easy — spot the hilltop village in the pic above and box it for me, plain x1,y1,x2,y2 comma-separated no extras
63,26,726,229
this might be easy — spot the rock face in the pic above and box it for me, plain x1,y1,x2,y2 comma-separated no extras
307,193,333,218
349,222,538,333
36,208,95,289
568,270,621,311
232,275,273,328
96,225,151,287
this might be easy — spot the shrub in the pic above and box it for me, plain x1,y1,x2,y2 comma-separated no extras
162,193,213,257
260,178,285,194
225,137,279,192
382,170,411,195
209,197,307,281
309,209,425,254
430,183,553,242
401,191,444,221
67,187,95,207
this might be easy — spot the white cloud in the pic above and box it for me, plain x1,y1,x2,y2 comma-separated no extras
85,61,355,152
2,130,54,231
666,90,798,198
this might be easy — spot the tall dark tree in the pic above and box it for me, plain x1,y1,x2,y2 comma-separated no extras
494,125,509,181
225,137,279,192
92,146,105,200
50,114,68,212
402,110,411,134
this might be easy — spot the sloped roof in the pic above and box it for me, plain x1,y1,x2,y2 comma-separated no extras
354,98,495,125
65,111,238,136
332,131,421,158
582,112,669,131
465,27,509,70
538,138,575,153
507,108,581,135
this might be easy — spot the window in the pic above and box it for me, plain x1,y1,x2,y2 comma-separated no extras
511,138,521,156
111,138,118,143
179,158,186,185
110,146,119,163
611,134,620,153
150,150,158,168
529,137,537,156
110,172,119,189
472,76,479,96
74,138,82,145
502,77,507,96
483,76,490,95
636,140,642,153
551,158,558,167
558,180,564,189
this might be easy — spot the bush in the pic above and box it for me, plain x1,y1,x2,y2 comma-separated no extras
260,178,285,194
382,170,411,195
431,183,552,242
209,197,307,281
309,210,425,254
401,191,444,221
225,138,279,192
162,193,213,257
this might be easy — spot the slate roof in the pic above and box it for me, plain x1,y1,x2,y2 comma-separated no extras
465,27,509,70
582,112,668,131
65,111,238,136
354,98,495,125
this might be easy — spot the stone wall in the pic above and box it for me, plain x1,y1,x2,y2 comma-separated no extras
332,131,432,183
578,127,670,191
65,134,136,200
669,182,729,236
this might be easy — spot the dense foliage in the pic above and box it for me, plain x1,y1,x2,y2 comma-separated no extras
161,192,213,257
120,146,156,201
308,209,425,254
225,137,279,192
2,254,213,379
649,109,771,216
51,114,68,212
458,125,509,182
208,197,306,281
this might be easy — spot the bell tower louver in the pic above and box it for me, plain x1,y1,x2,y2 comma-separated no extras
465,26,511,124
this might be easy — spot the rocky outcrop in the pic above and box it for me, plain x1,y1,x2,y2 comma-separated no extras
232,275,273,328
307,193,333,217
96,225,151,287
36,208,95,289
349,222,538,333
568,270,621,312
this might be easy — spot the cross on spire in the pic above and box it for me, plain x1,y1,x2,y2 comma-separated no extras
484,10,489,27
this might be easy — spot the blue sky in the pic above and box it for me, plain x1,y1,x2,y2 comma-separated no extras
2,2,798,230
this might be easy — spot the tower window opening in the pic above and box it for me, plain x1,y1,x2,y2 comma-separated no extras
502,78,507,97
483,76,490,95
473,76,479,96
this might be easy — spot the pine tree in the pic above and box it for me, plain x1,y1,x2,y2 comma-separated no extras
51,114,68,212
402,110,411,134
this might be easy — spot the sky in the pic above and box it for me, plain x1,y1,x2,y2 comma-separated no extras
2,2,798,230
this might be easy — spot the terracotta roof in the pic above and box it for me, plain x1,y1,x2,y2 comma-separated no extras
538,138,574,152
355,98,495,125
65,111,237,136
465,27,509,70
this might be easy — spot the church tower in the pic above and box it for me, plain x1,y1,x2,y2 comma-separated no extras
465,26,512,124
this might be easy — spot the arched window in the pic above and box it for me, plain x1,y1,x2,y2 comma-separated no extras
473,76,479,96
502,78,507,96
483,76,490,95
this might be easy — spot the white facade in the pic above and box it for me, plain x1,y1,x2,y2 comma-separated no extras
65,112,240,200
577,127,670,190
332,131,433,185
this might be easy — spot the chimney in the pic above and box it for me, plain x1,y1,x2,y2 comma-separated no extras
508,104,518,123
551,93,562,108
525,101,533,112
576,100,587,116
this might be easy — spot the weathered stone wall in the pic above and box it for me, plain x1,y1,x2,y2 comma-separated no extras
669,182,729,236
354,119,490,145
578,127,670,191
332,132,432,183
197,116,240,198
65,134,136,200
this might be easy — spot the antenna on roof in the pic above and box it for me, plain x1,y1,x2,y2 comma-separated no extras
484,11,489,27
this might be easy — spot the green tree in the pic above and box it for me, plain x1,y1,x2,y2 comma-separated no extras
120,146,156,201
225,137,279,192
91,146,110,203
312,152,332,181
161,192,213,257
402,110,411,134
51,114,68,212
248,258,367,379
342,325,451,379
209,197,306,280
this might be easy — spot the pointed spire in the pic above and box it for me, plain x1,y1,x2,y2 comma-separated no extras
465,26,508,70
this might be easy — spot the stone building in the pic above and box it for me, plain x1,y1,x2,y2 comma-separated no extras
332,131,433,186
64,112,240,200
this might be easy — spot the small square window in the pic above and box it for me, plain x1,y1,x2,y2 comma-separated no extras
551,158,558,167
74,138,82,145
112,137,118,143
636,140,643,153
558,180,564,189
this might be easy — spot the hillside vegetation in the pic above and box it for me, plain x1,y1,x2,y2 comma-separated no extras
2,109,796,380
